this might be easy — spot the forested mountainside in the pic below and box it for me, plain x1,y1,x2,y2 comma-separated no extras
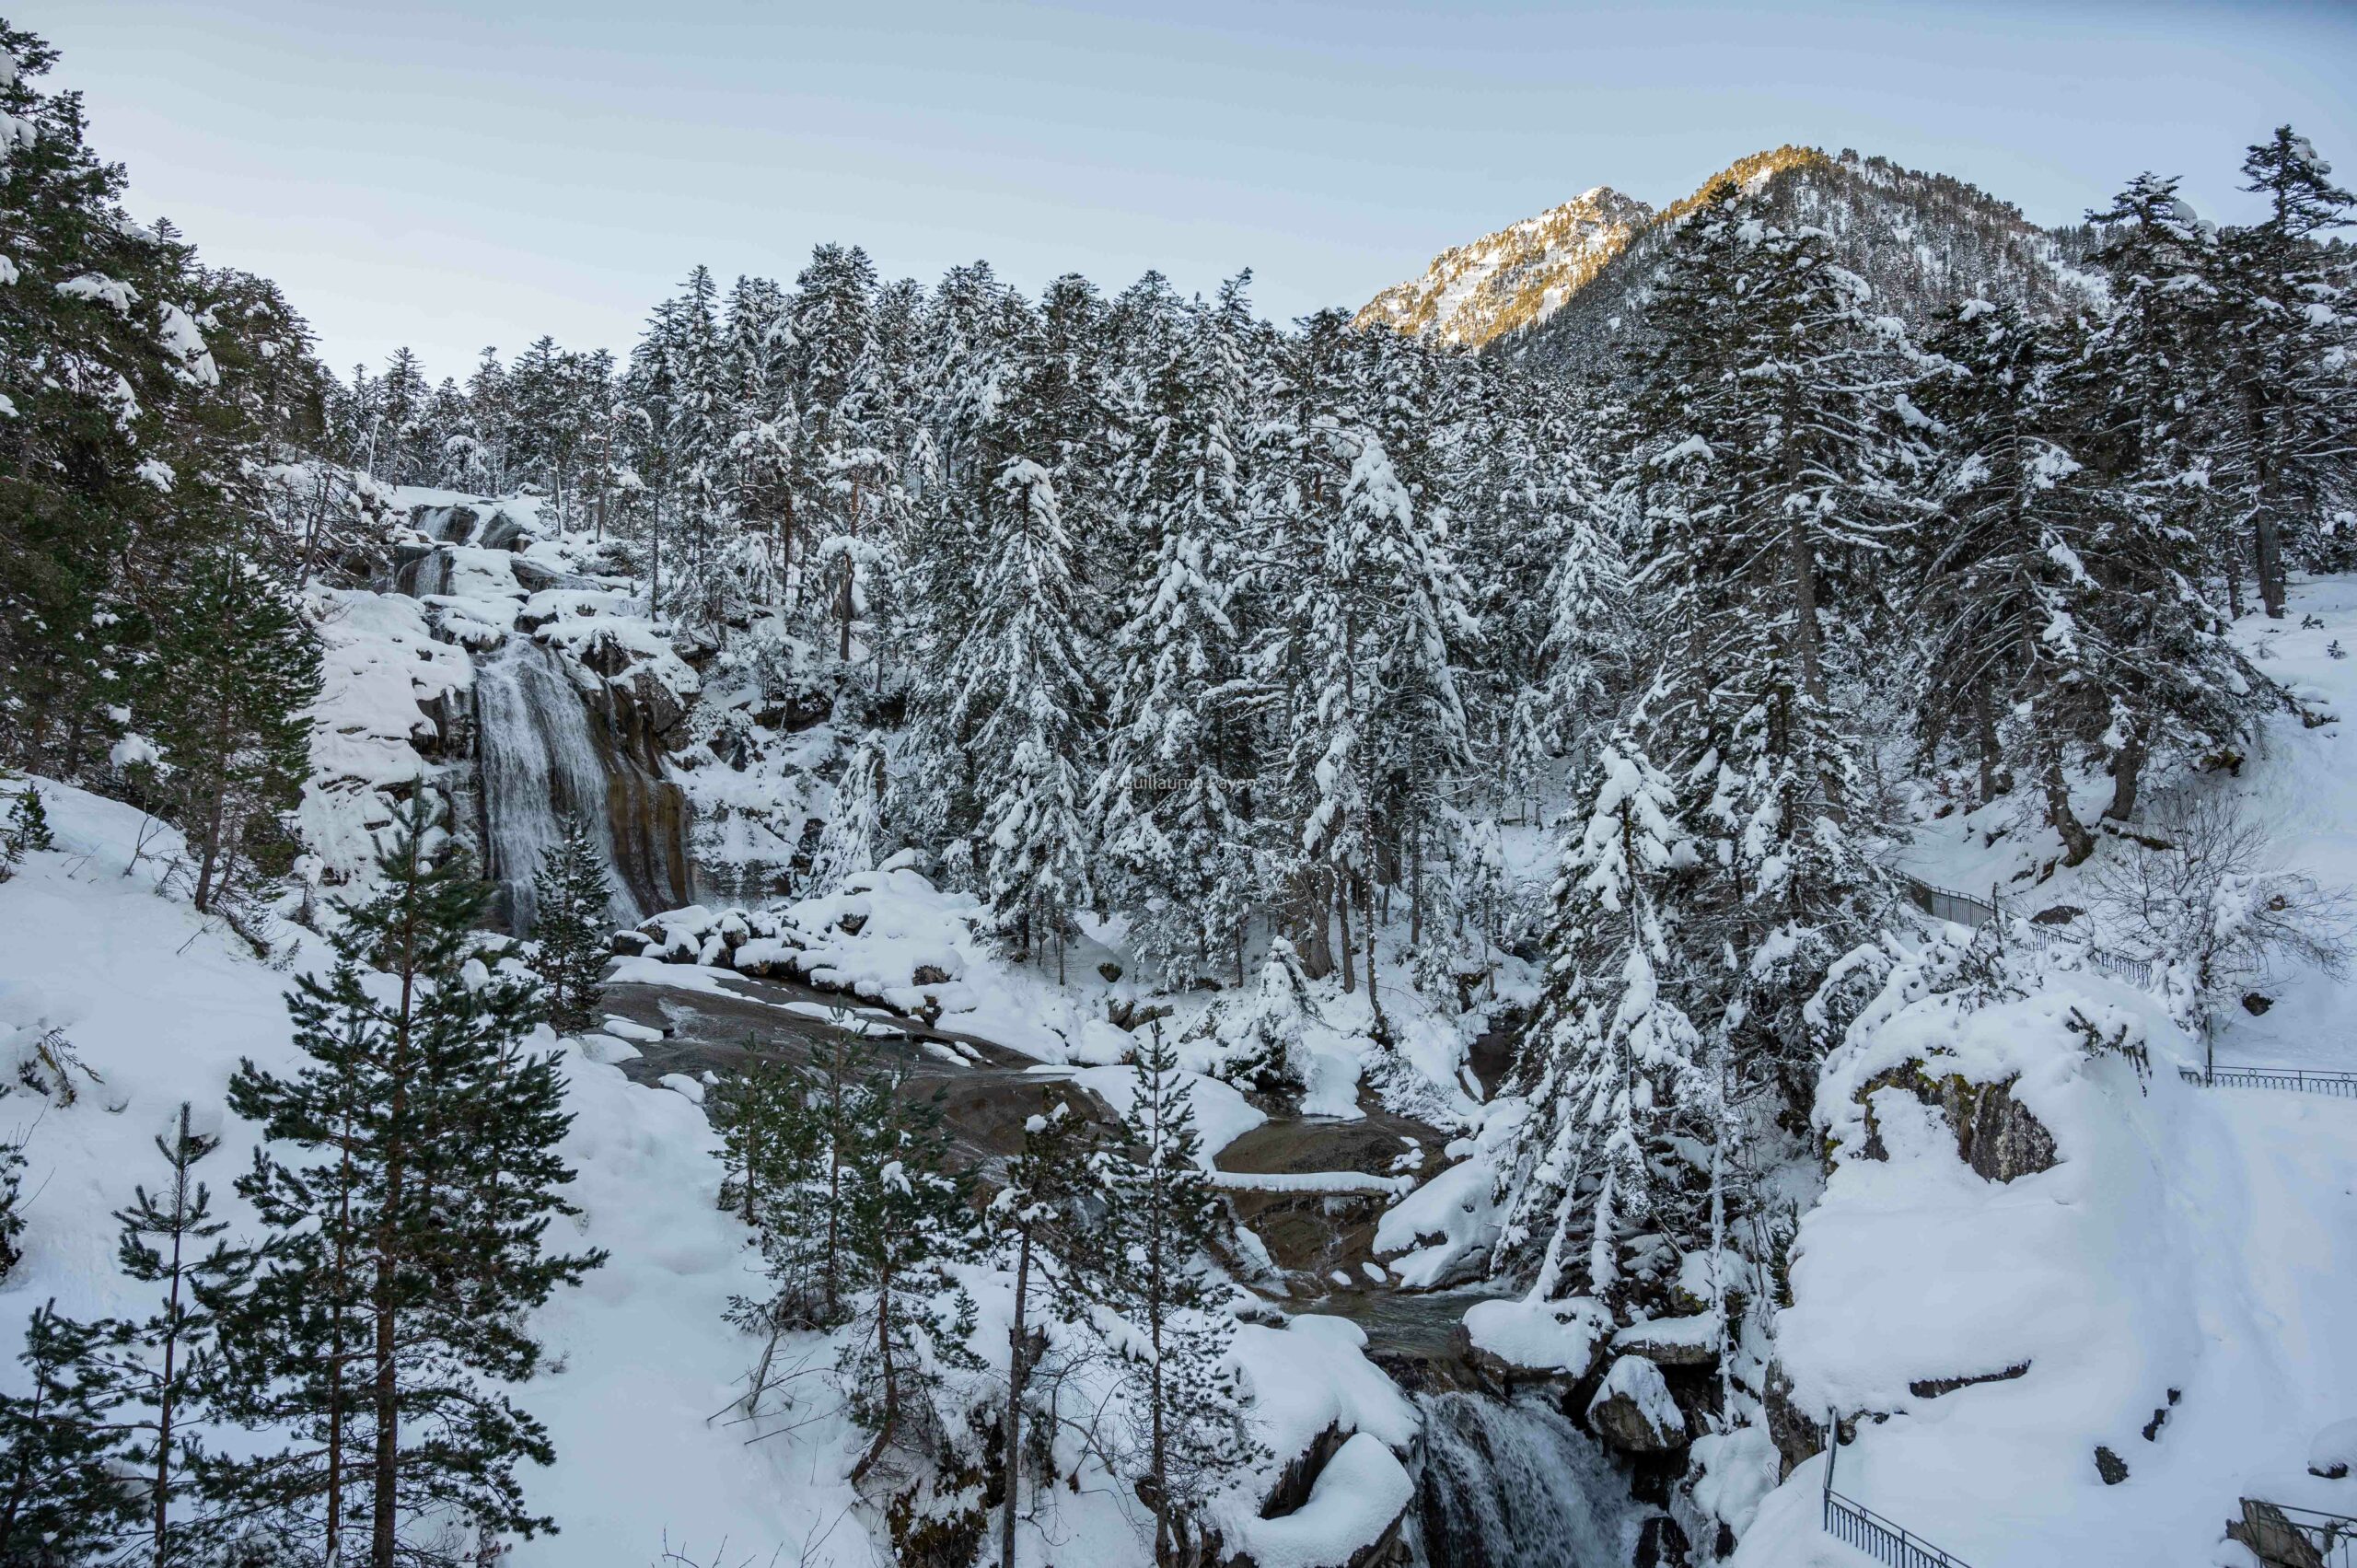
1364,146,2098,367
5,11,2357,1568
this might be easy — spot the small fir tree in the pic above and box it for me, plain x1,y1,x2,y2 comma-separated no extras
835,1066,981,1486
1100,1025,1261,1564
0,1301,139,1562
95,1102,261,1567
990,1092,1099,1568
530,812,615,1033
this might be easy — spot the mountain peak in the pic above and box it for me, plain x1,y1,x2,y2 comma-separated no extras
1353,187,1655,348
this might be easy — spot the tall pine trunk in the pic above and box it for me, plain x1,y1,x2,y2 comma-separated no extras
1000,1229,1031,1568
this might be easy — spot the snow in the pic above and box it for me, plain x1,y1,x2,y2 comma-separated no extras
1590,1354,1683,1440
1461,1293,1615,1376
1228,1431,1411,1568
0,780,888,1564
1736,936,2357,1567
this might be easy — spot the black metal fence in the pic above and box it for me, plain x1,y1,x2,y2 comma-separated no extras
2181,1064,2357,1098
1896,874,2158,988
1823,1491,1975,1568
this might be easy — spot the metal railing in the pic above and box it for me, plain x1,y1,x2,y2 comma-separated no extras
2180,1064,2357,1098
1896,874,2157,988
1821,1416,1979,1568
1824,1491,1976,1568
2234,1499,2357,1567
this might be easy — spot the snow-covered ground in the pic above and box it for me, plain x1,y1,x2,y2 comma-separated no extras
0,779,1425,1567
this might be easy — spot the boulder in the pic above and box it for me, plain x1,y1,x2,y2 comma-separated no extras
1858,1064,2058,1182
1587,1355,1688,1454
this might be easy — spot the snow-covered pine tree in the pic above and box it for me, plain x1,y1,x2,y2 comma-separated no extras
2216,127,2355,614
835,1065,981,1486
1100,1024,1260,1564
955,452,1097,975
1191,935,1319,1098
1913,299,2115,843
530,812,615,1034
990,1092,1098,1568
1495,738,1703,1311
1628,178,1908,1114
220,796,604,1567
1093,276,1257,985
2067,180,2277,825
806,735,887,896
141,551,319,915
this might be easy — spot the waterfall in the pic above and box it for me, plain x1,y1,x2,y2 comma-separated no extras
1411,1392,1637,1568
474,638,679,934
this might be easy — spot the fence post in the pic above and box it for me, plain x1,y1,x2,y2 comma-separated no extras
1823,1407,1839,1531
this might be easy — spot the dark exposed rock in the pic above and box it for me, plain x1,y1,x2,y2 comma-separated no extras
1587,1357,1686,1454
1109,997,1176,1032
2095,1446,2129,1485
2142,1387,2180,1442
912,964,953,987
610,929,652,957
2030,903,2085,925
1097,960,1123,982
1615,1317,1721,1368
1635,1514,1693,1568
2243,992,2275,1016
1857,1064,2058,1182
1909,1361,2029,1400
839,911,868,935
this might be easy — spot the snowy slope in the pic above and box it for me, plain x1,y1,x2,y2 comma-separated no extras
1733,958,2357,1568
0,779,1427,1567
1354,187,1653,348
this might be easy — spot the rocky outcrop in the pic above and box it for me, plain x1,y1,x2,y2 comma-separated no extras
1586,1356,1687,1455
1857,1064,2059,1182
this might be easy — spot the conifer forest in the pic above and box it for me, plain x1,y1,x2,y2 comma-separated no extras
4,9,2357,1568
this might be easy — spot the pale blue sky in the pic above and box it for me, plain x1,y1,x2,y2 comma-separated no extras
32,0,2357,380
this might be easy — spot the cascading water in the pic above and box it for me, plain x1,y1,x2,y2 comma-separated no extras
474,638,624,932
1410,1392,1639,1567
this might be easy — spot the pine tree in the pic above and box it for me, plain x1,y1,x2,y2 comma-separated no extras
0,1301,138,1562
806,736,887,896
530,813,615,1034
958,455,1097,973
714,1056,828,1415
836,1066,980,1486
220,796,604,1567
0,782,52,884
1100,1025,1260,1564
989,1091,1098,1568
142,551,321,913
0,1137,21,1283
1092,278,1257,985
1497,738,1702,1308
2218,128,2355,616
94,1102,261,1566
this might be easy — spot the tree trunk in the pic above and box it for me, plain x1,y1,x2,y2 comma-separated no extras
1972,681,2001,807
2103,728,2147,823
1001,1229,1031,1568
2044,755,2095,867
1335,873,1355,994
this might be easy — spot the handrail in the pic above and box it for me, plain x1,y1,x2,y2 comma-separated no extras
2182,1064,2357,1098
1822,1413,1980,1568
1894,873,2157,988
1823,1490,1977,1568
